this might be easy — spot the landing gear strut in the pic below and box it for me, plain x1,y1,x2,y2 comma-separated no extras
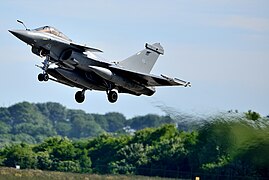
107,90,118,103
75,89,86,103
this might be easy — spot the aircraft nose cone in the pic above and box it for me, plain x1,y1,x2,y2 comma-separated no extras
9,30,25,39
8,30,19,36
9,29,35,45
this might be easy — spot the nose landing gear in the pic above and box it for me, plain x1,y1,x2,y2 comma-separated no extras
37,56,50,82
38,73,49,81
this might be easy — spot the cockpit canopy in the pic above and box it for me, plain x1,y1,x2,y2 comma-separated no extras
34,26,72,41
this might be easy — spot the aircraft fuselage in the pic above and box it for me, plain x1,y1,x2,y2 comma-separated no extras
9,22,190,103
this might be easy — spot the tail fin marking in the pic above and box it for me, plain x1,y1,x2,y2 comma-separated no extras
118,43,164,74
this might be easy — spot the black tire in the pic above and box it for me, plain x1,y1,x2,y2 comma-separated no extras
43,73,49,81
38,73,44,81
75,91,85,103
108,91,118,103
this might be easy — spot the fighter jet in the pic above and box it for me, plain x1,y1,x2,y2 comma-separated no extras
9,20,190,103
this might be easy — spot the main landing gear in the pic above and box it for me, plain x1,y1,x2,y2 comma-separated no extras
75,89,86,103
107,90,118,103
74,89,118,103
106,83,118,103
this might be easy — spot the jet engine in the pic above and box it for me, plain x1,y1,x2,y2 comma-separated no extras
60,49,73,61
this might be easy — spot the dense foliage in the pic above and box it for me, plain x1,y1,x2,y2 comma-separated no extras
0,102,173,145
0,102,268,179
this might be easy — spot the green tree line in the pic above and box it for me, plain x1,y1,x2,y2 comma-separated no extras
0,102,268,178
0,102,173,145
0,111,268,178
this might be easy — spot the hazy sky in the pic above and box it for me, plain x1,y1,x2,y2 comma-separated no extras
1,0,269,118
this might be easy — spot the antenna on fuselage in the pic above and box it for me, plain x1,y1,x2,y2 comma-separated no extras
17,20,29,30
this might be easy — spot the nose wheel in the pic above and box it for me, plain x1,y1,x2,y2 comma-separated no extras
107,90,118,103
75,89,86,103
38,73,49,81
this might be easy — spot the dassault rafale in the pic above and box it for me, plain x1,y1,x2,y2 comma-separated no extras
9,20,190,103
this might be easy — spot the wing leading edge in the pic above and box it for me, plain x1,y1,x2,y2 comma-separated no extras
70,43,103,53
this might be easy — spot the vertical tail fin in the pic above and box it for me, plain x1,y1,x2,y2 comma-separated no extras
118,43,164,73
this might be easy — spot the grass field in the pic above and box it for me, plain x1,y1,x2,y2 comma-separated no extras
0,167,176,180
